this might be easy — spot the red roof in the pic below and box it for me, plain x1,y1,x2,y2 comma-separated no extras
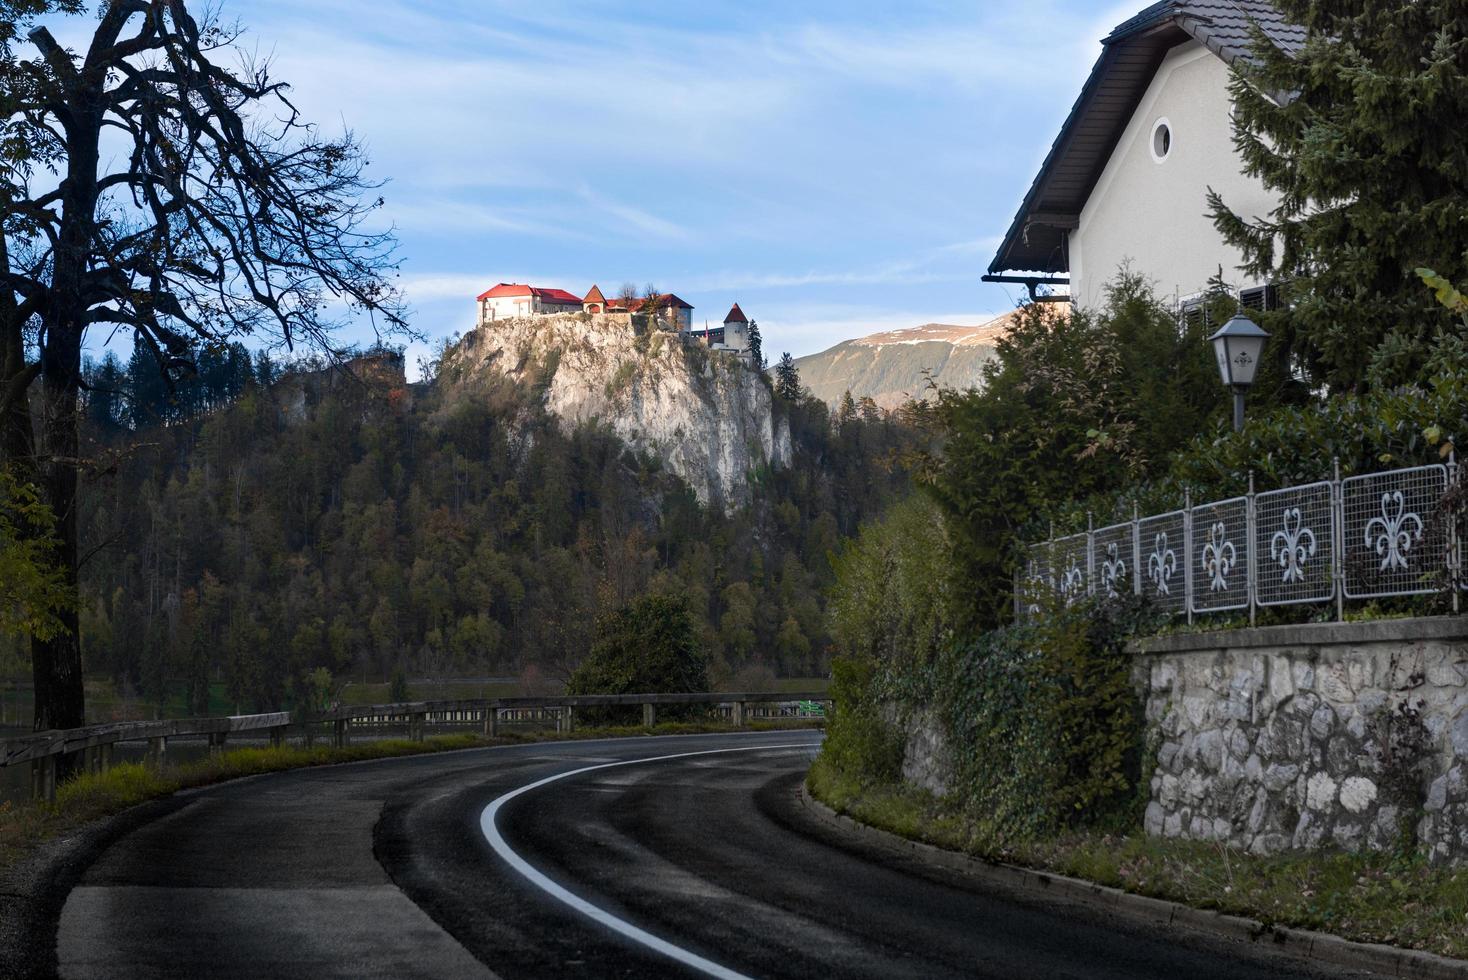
476,283,583,304
723,303,748,324
583,284,607,305
605,292,693,312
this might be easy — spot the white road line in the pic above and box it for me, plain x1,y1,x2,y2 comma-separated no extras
479,740,815,980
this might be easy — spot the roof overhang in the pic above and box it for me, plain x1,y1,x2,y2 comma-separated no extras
987,1,1303,278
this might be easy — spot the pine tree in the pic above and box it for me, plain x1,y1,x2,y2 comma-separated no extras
774,353,801,401
747,320,764,368
1210,1,1468,392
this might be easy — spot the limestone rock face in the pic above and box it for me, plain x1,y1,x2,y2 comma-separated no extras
439,314,791,513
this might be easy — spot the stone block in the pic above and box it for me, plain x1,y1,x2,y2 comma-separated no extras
1164,811,1184,838
1158,774,1180,808
1157,741,1181,770
1448,765,1466,802
1194,730,1225,772
1293,810,1326,849
1426,659,1467,688
1451,711,1468,757
1331,819,1364,849
1269,657,1295,702
1292,661,1315,692
1306,771,1338,812
1339,776,1377,814
1183,695,1211,729
1426,775,1449,813
1247,791,1269,834
1325,736,1361,774
1145,801,1165,836
1309,704,1335,740
1291,691,1321,718
1262,762,1299,793
1244,754,1263,782
1319,665,1355,704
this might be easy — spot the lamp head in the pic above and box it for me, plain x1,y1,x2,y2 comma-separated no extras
1208,312,1270,388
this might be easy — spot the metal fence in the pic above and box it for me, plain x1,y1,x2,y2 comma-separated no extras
1017,460,1461,623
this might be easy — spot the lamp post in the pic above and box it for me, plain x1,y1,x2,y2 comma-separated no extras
1208,312,1270,433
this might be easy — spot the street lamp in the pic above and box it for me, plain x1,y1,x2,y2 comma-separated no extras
1208,312,1270,433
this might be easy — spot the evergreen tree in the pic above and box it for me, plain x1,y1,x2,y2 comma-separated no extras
747,320,764,368
1210,1,1468,391
774,353,801,401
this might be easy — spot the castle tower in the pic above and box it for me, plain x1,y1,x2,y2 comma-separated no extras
722,303,749,351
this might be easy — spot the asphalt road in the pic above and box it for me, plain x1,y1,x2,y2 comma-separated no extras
55,730,1367,979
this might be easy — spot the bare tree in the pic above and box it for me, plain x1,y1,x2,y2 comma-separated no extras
3,0,407,731
616,282,638,310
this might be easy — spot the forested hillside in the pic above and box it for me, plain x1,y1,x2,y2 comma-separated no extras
1,343,915,715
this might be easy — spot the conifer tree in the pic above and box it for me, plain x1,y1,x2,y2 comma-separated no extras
774,353,801,401
747,319,763,368
1210,1,1468,392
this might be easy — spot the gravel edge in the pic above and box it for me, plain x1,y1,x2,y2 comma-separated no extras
798,783,1468,980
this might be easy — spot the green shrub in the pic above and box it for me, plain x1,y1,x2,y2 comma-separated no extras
827,494,952,670
820,653,905,788
934,596,1150,842
567,592,709,724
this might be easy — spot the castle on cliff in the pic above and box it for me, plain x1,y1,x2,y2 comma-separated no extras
475,283,753,360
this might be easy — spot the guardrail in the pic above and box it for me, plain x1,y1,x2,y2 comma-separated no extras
1018,458,1462,624
2,691,830,802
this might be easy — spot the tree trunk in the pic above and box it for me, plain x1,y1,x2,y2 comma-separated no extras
30,326,85,733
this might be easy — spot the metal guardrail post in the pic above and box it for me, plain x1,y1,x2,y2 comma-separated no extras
409,712,425,742
563,706,575,733
146,735,167,768
333,718,349,749
208,731,228,756
642,703,656,727
483,706,498,738
733,701,746,728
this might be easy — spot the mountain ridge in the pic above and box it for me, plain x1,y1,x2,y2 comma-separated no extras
793,314,1014,409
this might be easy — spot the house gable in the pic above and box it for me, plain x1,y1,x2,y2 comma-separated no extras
987,1,1303,286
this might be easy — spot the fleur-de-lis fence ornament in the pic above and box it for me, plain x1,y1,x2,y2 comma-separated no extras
1060,564,1085,601
1365,490,1423,572
1201,521,1236,592
1269,507,1317,584
1100,542,1127,598
1146,532,1177,596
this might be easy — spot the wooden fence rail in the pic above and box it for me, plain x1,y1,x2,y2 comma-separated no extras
1,691,829,802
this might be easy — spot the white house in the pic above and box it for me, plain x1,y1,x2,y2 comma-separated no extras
476,283,584,324
986,0,1304,313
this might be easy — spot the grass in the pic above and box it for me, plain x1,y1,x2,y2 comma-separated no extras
0,718,822,881
807,755,1468,961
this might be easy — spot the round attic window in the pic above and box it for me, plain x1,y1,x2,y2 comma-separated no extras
1151,118,1173,163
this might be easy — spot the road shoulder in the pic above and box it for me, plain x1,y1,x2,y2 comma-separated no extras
797,782,1468,980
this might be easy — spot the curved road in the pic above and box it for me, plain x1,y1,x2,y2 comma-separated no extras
57,731,1365,979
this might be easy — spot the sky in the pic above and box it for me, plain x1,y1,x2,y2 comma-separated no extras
56,0,1144,377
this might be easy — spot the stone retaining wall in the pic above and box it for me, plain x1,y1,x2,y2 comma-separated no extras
1133,618,1468,862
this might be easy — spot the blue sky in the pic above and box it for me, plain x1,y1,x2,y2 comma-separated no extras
68,0,1142,375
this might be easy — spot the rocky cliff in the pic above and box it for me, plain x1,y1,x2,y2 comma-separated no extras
438,313,791,513
793,315,1014,409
